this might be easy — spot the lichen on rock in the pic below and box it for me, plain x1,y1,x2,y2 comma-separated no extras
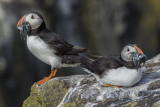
23,79,67,107
23,54,160,107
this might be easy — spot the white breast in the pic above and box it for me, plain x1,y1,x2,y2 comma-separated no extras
101,67,142,86
26,35,61,68
84,67,142,87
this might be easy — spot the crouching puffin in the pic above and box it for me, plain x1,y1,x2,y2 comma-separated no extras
17,12,87,86
80,44,147,87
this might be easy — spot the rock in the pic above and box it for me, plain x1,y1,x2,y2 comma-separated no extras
23,80,67,107
23,55,160,107
147,80,160,90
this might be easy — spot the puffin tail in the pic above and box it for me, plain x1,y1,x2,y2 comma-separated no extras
72,46,88,53
80,56,94,71
87,55,103,60
61,55,93,71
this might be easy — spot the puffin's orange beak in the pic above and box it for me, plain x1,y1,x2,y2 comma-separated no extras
135,46,144,55
17,15,26,28
133,45,147,68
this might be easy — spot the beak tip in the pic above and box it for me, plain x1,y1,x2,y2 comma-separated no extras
17,20,22,28
17,16,25,28
135,46,144,55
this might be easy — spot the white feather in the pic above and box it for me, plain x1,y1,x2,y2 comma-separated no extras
25,13,43,29
27,35,61,68
83,67,142,87
102,67,142,86
59,63,80,68
83,68,104,85
26,35,80,69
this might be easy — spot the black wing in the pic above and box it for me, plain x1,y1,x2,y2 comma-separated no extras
92,57,123,75
39,29,87,55
88,54,120,61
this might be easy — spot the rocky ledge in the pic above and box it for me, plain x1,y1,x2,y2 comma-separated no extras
23,54,160,107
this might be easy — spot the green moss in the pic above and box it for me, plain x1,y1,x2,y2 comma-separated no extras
61,101,84,107
23,80,67,107
153,104,160,107
152,100,160,107
61,102,77,107
124,102,138,107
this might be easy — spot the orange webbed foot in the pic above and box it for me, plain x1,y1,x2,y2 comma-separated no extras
103,84,122,88
37,77,51,86
37,69,58,86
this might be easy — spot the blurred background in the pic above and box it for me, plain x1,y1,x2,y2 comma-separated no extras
0,0,160,107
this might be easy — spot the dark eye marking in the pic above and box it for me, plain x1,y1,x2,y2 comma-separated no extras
31,14,34,19
127,48,130,51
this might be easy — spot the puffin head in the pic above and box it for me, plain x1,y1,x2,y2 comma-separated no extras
121,44,147,68
17,12,45,39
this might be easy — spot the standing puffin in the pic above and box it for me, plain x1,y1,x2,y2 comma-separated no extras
80,44,147,87
17,12,87,86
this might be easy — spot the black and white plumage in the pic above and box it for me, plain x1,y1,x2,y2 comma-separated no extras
80,44,147,87
17,12,87,85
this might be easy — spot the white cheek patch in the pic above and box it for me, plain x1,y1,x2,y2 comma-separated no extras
25,15,43,29
121,52,132,62
121,46,136,62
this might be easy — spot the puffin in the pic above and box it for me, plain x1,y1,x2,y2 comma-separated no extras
80,44,147,87
17,12,87,86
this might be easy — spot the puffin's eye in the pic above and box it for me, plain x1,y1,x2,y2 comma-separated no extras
127,48,130,51
31,15,34,19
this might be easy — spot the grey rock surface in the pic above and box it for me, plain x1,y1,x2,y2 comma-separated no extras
23,54,160,107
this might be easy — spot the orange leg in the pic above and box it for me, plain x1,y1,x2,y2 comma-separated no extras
103,84,122,88
37,69,58,86
51,69,57,78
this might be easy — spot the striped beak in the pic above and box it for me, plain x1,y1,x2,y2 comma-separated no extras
17,15,26,28
132,46,147,68
17,15,31,40
17,15,26,29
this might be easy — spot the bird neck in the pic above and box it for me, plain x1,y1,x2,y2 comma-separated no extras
119,55,135,69
30,21,46,36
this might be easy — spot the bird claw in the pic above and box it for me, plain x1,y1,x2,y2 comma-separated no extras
103,84,122,88
37,77,50,86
